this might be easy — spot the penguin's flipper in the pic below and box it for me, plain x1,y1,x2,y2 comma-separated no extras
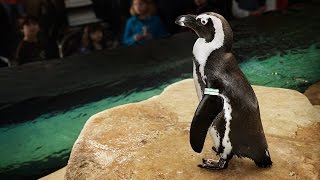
190,94,223,153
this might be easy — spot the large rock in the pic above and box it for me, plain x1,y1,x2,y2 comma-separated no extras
65,79,320,179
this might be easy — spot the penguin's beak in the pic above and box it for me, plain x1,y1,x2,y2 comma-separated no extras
176,14,214,42
175,14,197,28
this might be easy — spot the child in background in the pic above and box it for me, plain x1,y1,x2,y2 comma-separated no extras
15,16,46,65
80,24,106,54
122,0,168,46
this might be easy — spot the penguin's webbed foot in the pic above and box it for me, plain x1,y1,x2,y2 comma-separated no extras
198,158,228,170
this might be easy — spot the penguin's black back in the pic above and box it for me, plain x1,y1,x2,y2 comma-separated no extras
205,50,270,164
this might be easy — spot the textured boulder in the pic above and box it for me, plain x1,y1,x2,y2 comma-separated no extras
65,79,320,179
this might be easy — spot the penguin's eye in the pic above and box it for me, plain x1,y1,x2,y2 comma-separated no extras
201,19,208,25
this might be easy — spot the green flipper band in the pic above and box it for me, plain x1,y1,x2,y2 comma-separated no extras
204,88,220,96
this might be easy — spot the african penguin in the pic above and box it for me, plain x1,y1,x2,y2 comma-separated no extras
175,12,272,170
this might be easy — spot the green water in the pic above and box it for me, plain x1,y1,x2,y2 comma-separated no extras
0,77,188,177
241,44,320,91
0,45,319,178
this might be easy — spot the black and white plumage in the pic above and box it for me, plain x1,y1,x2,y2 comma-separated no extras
175,12,272,170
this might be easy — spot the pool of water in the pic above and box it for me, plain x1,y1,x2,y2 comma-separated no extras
241,44,320,91
0,76,190,179
0,43,319,179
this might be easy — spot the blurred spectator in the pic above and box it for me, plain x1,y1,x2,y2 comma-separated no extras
15,16,47,65
264,0,288,12
79,24,106,54
122,0,169,46
232,0,266,18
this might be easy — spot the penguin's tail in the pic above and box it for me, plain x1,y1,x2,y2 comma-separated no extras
255,156,272,168
254,149,272,168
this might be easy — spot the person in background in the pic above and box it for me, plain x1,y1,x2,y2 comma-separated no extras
122,0,168,46
15,16,46,65
232,0,266,18
79,24,106,54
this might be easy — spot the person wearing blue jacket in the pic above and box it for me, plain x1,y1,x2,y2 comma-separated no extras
122,0,168,46
232,0,266,18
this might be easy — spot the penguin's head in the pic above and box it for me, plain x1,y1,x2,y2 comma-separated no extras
175,12,232,50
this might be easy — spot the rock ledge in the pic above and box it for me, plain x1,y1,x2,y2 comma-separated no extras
65,79,320,179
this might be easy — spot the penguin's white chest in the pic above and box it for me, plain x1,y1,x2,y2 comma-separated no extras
217,94,233,159
209,125,221,151
192,15,225,85
193,38,210,84
207,93,233,159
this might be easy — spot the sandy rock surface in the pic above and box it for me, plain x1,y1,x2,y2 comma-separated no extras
65,79,320,180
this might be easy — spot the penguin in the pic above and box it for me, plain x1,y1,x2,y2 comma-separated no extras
175,12,272,170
